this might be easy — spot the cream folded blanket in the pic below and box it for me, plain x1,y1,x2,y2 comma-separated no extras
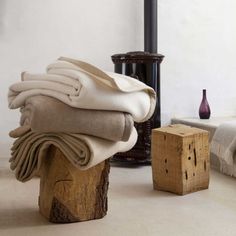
211,121,236,176
8,57,156,122
9,126,137,182
20,95,133,141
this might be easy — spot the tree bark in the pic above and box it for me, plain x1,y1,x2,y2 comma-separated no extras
38,146,110,223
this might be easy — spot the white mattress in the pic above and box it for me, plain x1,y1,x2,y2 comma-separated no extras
171,117,236,174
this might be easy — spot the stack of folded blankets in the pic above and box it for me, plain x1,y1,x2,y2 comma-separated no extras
8,57,156,182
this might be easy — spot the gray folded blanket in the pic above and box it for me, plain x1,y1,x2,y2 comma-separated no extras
20,95,134,141
211,121,236,176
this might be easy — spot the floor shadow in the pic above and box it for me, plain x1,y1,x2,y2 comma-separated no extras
110,162,150,169
0,168,14,179
0,207,51,229
110,181,178,199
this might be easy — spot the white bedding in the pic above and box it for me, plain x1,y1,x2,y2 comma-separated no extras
172,117,236,177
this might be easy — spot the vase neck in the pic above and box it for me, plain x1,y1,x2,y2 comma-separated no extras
202,89,207,98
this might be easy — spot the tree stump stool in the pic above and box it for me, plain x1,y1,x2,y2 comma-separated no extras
38,146,110,223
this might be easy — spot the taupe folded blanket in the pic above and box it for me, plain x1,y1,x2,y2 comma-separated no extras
9,126,137,182
20,95,133,141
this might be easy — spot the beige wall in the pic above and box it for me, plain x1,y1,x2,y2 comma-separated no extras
1,0,236,157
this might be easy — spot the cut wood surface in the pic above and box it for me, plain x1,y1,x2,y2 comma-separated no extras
39,146,110,223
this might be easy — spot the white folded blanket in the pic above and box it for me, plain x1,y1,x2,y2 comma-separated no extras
211,121,236,176
9,126,137,182
8,57,156,122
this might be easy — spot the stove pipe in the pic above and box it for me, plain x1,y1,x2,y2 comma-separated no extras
144,0,157,53
111,0,163,164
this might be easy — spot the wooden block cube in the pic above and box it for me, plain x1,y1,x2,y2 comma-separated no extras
151,124,210,195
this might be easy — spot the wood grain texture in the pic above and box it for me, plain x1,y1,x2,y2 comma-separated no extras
38,146,110,223
152,124,209,195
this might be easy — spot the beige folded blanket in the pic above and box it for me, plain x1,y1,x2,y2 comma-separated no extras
20,95,133,141
8,57,156,122
9,126,137,182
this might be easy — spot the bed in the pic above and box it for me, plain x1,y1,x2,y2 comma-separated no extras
171,117,236,177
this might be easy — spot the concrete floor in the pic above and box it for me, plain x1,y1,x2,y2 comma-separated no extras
1,158,236,236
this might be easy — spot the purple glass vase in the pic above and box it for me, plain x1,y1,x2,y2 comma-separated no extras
199,89,211,119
